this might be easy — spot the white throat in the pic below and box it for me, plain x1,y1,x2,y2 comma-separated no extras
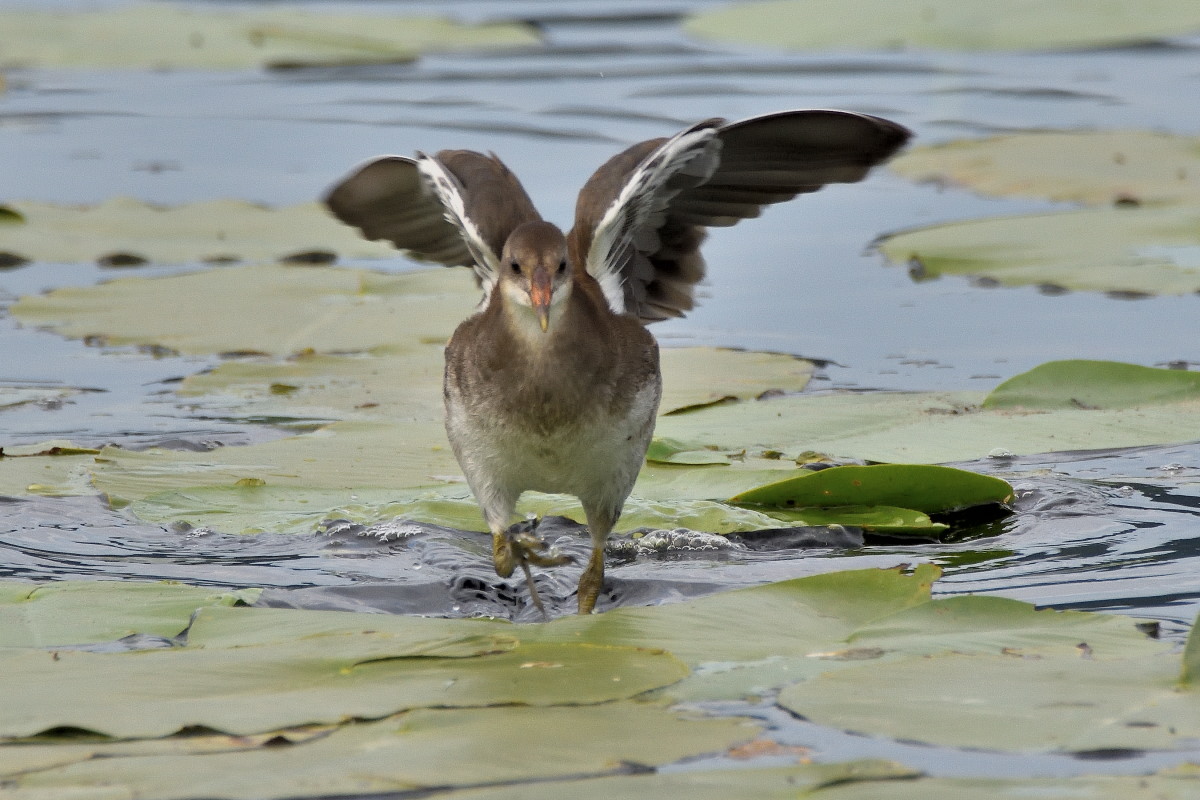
500,280,572,348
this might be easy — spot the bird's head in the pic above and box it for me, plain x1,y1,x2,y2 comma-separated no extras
498,220,573,334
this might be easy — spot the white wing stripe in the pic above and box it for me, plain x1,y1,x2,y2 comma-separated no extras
416,153,500,297
586,125,722,315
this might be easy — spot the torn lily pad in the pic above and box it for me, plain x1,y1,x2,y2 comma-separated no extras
685,0,1200,52
890,131,1200,206
878,203,1200,296
0,4,538,70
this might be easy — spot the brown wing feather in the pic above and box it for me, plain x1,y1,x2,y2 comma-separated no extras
323,151,541,280
570,110,911,324
324,156,472,267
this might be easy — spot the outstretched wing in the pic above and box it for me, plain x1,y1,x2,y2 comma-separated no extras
571,109,912,323
323,150,541,294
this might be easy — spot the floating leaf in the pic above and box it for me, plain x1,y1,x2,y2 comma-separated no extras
685,0,1200,52
984,359,1200,410
878,204,1200,295
729,464,1014,514
13,265,478,356
0,199,396,267
658,348,812,413
0,605,685,739
646,437,732,466
815,771,1200,800
777,645,1200,752
760,504,947,535
0,581,258,648
652,386,1200,467
890,131,1200,206
0,4,538,70
1,704,752,798
438,760,919,800
0,440,99,497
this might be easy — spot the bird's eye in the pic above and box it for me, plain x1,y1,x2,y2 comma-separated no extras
510,261,520,274
557,260,567,274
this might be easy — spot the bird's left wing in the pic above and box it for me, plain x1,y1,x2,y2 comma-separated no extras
573,110,912,323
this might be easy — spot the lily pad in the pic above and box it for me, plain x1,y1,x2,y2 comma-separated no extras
0,4,538,70
730,464,1014,513
0,580,258,648
0,441,99,497
877,203,1200,295
0,603,685,739
13,265,479,356
444,760,919,800
890,131,1200,206
2,704,753,799
984,359,1200,410
819,771,1200,800
0,199,397,268
646,437,733,465
685,0,1200,52
777,642,1200,752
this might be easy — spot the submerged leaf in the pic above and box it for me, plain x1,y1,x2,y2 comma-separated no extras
984,359,1200,410
685,0,1200,52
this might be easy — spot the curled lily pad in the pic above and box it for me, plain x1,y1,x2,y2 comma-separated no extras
890,131,1200,206
0,4,538,70
729,464,1014,513
685,0,1200,52
983,359,1200,410
878,204,1200,296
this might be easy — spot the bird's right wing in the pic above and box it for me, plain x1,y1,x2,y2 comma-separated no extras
324,150,542,295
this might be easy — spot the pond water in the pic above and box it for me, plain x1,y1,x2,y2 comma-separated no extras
2,0,1200,784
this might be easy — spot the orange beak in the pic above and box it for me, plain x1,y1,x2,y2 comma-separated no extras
529,267,553,332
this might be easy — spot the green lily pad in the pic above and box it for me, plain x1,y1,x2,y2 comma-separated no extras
14,265,479,356
0,581,258,648
761,505,946,535
646,437,733,465
0,441,99,497
984,359,1200,410
1,704,753,798
878,203,1200,295
823,772,1200,800
652,386,1200,466
685,0,1200,52
1,604,685,739
444,760,920,800
730,464,1014,514
890,131,1200,206
777,643,1200,752
0,200,400,266
0,4,538,70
